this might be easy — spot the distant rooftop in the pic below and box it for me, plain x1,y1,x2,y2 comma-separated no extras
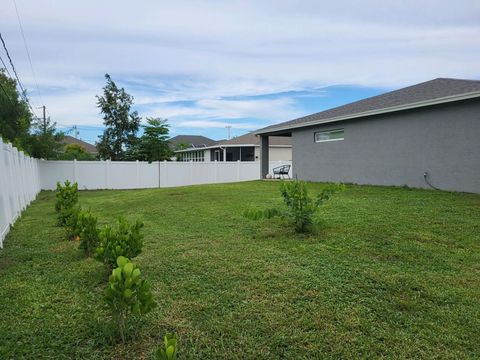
62,136,97,153
174,131,291,152
169,135,218,148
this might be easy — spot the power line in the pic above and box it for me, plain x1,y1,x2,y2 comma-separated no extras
12,0,44,105
0,31,39,119
0,53,13,78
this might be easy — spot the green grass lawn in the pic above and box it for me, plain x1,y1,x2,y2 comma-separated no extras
0,181,479,359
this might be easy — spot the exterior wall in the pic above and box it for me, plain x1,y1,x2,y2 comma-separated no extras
292,99,480,193
255,146,292,161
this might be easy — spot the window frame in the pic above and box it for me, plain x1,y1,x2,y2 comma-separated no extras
314,128,344,143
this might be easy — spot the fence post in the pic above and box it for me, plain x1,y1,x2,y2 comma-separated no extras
73,159,77,183
11,145,21,220
237,160,241,181
0,142,8,247
214,160,218,183
190,161,194,185
136,160,140,188
104,160,109,189
163,160,167,187
157,161,161,188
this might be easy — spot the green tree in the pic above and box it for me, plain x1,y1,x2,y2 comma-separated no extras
96,74,141,160
58,143,95,160
29,115,64,159
174,142,190,151
0,69,32,150
126,117,173,161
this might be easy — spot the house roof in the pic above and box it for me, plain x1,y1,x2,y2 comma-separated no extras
169,135,217,148
216,132,291,146
62,136,97,153
256,78,480,135
174,132,291,152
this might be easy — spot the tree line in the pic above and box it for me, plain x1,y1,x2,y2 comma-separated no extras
0,71,175,161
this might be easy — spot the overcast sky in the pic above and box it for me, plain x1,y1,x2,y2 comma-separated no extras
1,0,479,142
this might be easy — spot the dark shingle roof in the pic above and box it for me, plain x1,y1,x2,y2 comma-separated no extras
169,135,217,148
217,132,291,146
257,78,480,134
62,136,97,153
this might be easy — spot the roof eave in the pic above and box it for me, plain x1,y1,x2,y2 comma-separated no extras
255,91,480,135
174,143,292,153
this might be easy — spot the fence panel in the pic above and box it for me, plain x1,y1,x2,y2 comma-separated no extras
0,138,41,247
39,160,292,190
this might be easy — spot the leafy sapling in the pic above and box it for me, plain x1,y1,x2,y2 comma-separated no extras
244,181,345,233
104,256,157,342
65,205,82,240
55,180,79,226
95,217,144,267
76,210,100,257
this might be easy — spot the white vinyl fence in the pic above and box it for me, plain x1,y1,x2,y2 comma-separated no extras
0,134,291,247
0,139,41,247
39,160,292,190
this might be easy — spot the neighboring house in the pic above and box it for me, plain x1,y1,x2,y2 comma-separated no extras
169,135,218,150
62,136,98,154
255,78,480,193
175,131,292,162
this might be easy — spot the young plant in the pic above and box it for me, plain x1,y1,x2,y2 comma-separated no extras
244,181,345,233
65,205,82,240
95,217,144,267
55,180,79,226
75,210,100,257
104,256,157,342
154,333,178,360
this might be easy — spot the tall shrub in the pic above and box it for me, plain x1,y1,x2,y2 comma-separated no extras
95,217,144,267
55,180,79,226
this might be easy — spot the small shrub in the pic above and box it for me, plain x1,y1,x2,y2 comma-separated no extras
154,333,178,360
55,180,79,226
105,256,157,342
75,210,100,257
95,217,144,267
244,181,345,233
65,205,82,240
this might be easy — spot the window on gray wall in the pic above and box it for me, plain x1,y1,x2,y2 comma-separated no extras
314,129,344,143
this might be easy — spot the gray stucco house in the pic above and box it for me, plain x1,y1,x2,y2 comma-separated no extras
256,78,480,193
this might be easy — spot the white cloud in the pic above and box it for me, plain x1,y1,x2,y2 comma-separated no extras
1,0,479,128
176,120,256,130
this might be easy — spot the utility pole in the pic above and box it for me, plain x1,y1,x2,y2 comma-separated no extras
226,125,232,140
42,105,46,135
